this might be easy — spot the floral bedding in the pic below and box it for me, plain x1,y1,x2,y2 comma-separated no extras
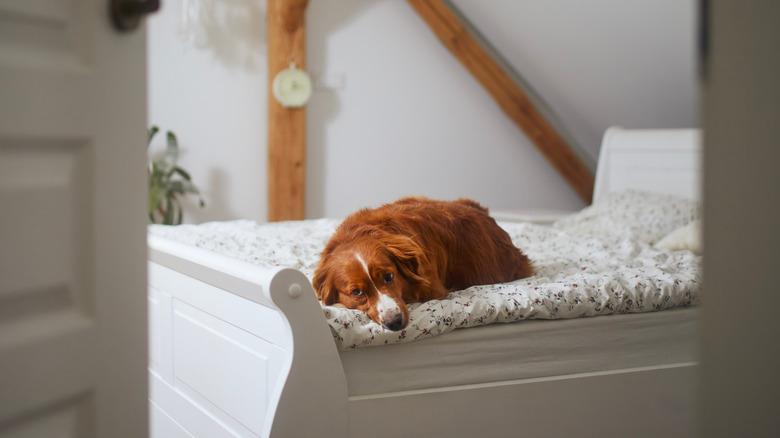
149,190,702,350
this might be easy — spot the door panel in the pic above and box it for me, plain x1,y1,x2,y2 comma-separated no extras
0,0,91,72
0,0,148,436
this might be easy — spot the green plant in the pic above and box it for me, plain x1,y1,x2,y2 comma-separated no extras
147,126,205,225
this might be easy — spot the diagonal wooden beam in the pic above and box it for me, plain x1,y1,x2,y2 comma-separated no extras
407,0,594,203
267,0,309,222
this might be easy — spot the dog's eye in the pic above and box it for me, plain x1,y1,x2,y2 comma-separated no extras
384,273,394,283
351,289,364,296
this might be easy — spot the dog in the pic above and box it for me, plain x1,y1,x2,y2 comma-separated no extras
312,196,534,331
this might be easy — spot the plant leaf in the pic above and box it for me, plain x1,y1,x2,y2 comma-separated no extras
147,125,159,146
170,166,192,181
147,127,204,224
169,180,201,195
165,131,179,167
148,183,165,218
163,196,175,225
170,196,183,225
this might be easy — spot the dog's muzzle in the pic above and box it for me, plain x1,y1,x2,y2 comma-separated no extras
382,312,404,331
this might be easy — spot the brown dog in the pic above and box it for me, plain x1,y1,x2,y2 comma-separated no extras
312,197,534,331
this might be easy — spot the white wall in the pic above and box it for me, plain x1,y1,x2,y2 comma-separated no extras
148,0,268,223
148,0,697,223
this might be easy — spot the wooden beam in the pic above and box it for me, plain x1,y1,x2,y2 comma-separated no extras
278,0,309,31
406,0,594,203
267,0,309,222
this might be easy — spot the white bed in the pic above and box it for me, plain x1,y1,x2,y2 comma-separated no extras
148,127,702,437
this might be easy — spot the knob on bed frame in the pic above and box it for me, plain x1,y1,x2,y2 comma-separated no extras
288,283,303,298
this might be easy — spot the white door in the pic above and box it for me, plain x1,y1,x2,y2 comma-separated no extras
0,1,149,437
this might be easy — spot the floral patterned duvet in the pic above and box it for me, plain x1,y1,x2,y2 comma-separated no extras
149,190,702,350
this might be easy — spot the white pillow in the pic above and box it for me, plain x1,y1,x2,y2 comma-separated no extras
553,189,701,244
655,219,702,254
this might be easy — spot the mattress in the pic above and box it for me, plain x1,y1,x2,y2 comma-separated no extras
148,189,702,350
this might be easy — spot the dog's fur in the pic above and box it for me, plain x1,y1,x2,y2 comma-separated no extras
312,197,534,331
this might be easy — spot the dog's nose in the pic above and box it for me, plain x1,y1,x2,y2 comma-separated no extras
383,313,404,331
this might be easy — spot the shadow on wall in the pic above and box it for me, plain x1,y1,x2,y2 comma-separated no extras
183,167,242,224
306,0,375,218
179,0,267,71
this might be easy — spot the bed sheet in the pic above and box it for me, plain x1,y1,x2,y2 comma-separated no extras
148,190,702,350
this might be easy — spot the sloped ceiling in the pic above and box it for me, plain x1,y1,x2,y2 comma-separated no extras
407,0,596,203
451,0,699,162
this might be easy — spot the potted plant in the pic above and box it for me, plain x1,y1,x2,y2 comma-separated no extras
147,126,205,225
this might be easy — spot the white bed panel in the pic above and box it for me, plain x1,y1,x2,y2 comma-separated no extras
149,401,194,438
149,260,289,348
340,307,698,397
148,287,167,380
149,263,287,437
172,299,284,434
348,363,697,438
594,127,702,202
150,373,249,438
148,238,351,438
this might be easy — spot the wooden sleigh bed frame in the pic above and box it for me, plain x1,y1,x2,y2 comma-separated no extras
148,127,702,438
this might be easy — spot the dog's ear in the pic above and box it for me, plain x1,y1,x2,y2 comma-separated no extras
312,266,339,305
381,235,430,287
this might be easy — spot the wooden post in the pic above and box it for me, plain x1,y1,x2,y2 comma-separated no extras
267,0,310,221
407,0,594,204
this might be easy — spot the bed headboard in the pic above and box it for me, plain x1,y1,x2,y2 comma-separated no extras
593,127,702,203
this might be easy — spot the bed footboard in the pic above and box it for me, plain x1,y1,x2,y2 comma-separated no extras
148,235,348,437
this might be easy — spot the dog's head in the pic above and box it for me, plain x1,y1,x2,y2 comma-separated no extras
313,232,430,331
